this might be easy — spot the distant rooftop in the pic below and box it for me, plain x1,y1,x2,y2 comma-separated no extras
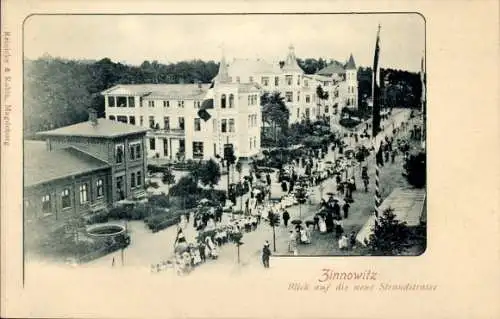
37,118,148,139
24,141,110,187
101,83,210,100
316,60,347,76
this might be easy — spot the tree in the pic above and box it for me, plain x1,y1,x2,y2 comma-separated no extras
268,212,280,252
197,159,221,189
169,176,198,197
261,92,290,145
367,208,411,256
232,232,244,264
316,85,329,118
235,161,243,212
403,151,426,188
161,167,176,198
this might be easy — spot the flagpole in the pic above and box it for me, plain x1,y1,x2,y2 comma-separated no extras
371,24,382,218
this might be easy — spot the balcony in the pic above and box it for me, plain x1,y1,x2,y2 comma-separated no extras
148,127,185,138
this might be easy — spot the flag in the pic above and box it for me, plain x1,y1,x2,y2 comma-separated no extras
372,24,382,139
198,81,215,121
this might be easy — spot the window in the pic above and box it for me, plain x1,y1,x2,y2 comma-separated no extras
286,92,293,102
221,119,227,133
194,118,201,131
305,108,310,118
236,76,240,83
136,171,142,186
178,117,185,130
41,194,51,214
275,76,279,86
164,100,169,107
163,138,168,157
115,144,124,164
193,142,204,159
117,116,128,123
61,189,71,209
297,92,300,102
179,139,185,153
249,138,252,149
164,117,170,130
128,97,135,107
297,108,300,118
148,100,154,107
129,142,142,160
129,116,136,125
286,75,293,86
139,97,143,107
261,77,269,86
140,116,144,126
79,183,89,204
325,106,329,114
149,138,156,150
297,76,300,85
108,96,115,107
253,137,257,148
194,101,200,108
96,179,104,198
304,80,309,87
229,94,234,108
109,115,116,121
131,172,136,188
228,118,235,132
117,97,127,107
249,76,253,83
306,95,311,103
177,100,184,108
221,94,227,108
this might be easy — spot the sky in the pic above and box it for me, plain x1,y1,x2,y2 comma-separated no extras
24,14,425,72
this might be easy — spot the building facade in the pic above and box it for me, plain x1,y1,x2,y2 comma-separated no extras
24,112,149,226
224,45,359,123
102,63,261,161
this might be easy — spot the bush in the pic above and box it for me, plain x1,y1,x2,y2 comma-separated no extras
144,208,190,232
84,210,109,225
404,151,426,188
148,194,170,208
339,117,361,128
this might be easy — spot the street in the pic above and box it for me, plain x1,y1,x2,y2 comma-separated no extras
81,109,412,275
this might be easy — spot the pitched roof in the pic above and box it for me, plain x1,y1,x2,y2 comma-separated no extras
346,54,357,70
227,58,282,79
24,141,110,187
316,60,346,76
37,118,148,139
101,84,210,99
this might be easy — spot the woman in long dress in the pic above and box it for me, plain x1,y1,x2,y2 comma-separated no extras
318,216,327,233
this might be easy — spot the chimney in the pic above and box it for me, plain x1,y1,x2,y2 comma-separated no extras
89,108,98,126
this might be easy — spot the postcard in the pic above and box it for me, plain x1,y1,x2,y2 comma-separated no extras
1,1,499,318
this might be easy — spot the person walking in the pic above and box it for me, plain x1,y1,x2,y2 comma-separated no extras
391,149,397,163
342,201,350,219
282,210,290,227
262,241,271,268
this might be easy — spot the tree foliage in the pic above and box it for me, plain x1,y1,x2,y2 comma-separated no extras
169,176,198,197
403,151,426,188
367,208,411,256
261,91,290,144
24,56,219,136
196,159,221,189
161,167,176,186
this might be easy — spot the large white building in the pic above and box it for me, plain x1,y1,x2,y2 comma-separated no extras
102,57,261,161
223,45,358,123
102,45,358,161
